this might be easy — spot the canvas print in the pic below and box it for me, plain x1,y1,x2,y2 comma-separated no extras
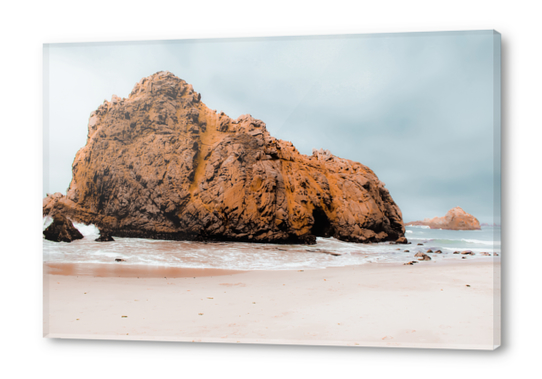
43,30,501,349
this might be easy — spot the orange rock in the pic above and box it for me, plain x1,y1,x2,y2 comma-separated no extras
406,207,481,230
43,71,405,244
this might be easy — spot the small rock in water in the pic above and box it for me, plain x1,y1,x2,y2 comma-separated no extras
95,229,115,242
480,252,491,256
43,214,84,243
403,261,418,265
426,249,433,253
415,252,431,261
461,250,474,255
453,251,460,254
404,250,410,252
493,253,499,256
435,250,442,254
96,235,115,242
320,251,341,256
115,258,125,262
417,243,424,246
395,237,408,244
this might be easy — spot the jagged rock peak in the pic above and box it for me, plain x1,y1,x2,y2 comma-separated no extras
44,72,406,245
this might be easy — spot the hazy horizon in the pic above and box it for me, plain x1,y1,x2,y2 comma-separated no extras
44,31,500,224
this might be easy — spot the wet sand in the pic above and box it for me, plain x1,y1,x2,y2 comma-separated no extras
46,263,245,278
44,260,500,349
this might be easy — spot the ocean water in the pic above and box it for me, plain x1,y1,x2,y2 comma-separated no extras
43,217,501,270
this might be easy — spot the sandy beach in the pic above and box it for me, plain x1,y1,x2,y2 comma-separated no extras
44,260,500,349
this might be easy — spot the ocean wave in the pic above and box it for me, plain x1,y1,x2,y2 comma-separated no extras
461,238,501,246
409,237,497,246
406,225,431,229
43,216,53,230
73,222,100,237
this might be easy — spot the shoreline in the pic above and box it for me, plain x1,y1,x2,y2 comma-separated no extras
44,260,500,349
44,257,499,277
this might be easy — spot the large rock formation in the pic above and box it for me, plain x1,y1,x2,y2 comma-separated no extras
406,207,481,230
43,71,405,244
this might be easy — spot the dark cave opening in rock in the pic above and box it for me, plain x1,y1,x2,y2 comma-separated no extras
311,207,333,238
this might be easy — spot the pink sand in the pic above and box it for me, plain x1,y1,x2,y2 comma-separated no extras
44,260,500,349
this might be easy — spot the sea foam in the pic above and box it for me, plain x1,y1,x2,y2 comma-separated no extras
42,220,501,270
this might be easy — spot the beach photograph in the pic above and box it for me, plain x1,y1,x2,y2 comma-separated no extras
43,31,501,349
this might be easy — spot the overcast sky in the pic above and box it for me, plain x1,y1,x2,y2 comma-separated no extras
44,31,500,223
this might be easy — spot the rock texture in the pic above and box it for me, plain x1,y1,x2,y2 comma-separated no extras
406,207,481,230
43,214,84,243
43,71,405,244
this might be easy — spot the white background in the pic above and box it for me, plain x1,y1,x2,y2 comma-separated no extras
0,1,540,378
